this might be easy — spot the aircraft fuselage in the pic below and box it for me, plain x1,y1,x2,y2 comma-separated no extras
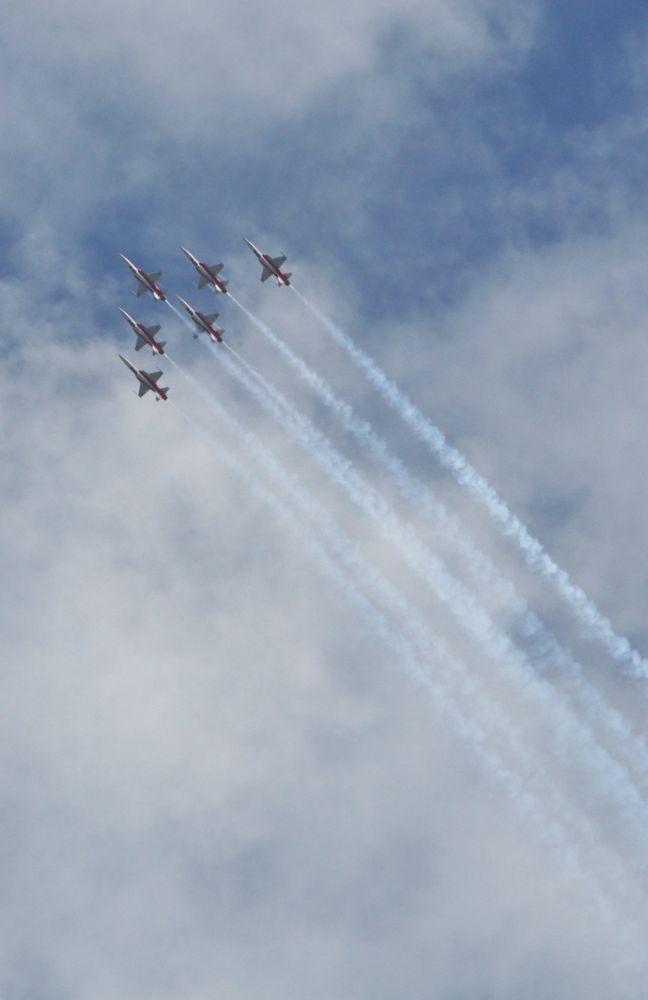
181,246,228,293
176,296,224,343
119,308,165,355
244,239,291,285
119,353,168,400
120,254,166,301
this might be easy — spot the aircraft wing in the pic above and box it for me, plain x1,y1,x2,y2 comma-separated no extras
135,334,147,350
198,274,209,288
136,283,148,296
209,263,223,275
138,382,150,397
271,255,286,268
146,271,162,282
150,371,163,383
145,324,161,335
261,266,273,282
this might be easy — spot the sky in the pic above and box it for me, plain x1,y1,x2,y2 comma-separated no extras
3,2,648,997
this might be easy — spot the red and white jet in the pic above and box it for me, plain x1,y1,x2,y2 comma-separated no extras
119,354,169,401
244,238,292,286
176,295,225,344
119,307,166,356
180,246,229,294
120,254,166,301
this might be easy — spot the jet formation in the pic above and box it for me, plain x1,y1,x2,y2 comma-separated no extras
117,241,292,398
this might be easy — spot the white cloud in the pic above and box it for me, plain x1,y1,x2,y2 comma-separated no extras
0,0,538,241
7,0,536,127
1,235,646,997
5,4,648,997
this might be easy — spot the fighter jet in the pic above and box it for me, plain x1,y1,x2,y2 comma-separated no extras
244,239,292,286
118,308,166,356
176,295,224,344
120,254,166,301
180,246,229,294
119,354,169,400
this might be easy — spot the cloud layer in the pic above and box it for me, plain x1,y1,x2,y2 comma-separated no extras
4,2,648,998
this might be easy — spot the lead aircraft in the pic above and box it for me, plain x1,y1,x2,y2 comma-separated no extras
119,354,169,400
120,254,166,301
176,295,225,344
180,246,229,293
244,238,292,286
118,308,166,355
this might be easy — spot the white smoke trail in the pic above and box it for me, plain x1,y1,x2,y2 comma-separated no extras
292,287,648,682
163,290,648,979
198,341,648,877
166,376,647,988
167,306,643,844
166,364,558,824
227,295,648,788
165,299,188,325
164,305,648,895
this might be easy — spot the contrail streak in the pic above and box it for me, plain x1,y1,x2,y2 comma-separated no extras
291,287,648,681
228,294,648,788
165,300,187,325
162,303,647,983
165,305,648,906
181,336,648,879
166,377,647,988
